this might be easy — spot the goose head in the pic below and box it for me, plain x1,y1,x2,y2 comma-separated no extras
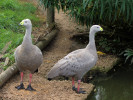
90,25,103,34
19,19,32,28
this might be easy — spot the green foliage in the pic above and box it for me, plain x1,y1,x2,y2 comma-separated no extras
98,37,112,52
0,0,40,70
0,0,39,33
0,0,20,10
97,36,121,54
39,0,133,27
0,29,24,50
121,49,133,64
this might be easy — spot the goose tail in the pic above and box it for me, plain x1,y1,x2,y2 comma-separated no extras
47,66,60,80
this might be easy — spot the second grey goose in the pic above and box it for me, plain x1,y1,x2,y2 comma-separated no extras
47,25,103,94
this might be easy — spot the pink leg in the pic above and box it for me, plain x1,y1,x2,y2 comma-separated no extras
25,73,35,91
20,72,24,82
72,77,77,91
72,77,75,87
77,80,81,92
29,73,32,85
77,80,86,94
15,72,25,90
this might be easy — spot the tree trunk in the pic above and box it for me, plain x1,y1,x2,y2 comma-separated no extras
46,6,55,27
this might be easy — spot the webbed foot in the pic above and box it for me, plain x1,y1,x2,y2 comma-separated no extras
72,86,86,94
72,86,77,91
25,84,36,91
76,90,86,94
15,83,25,90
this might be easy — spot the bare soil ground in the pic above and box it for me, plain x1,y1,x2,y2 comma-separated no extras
0,0,94,100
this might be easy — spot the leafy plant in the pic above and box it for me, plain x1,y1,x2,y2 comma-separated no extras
120,49,133,64
39,0,133,26
96,36,122,54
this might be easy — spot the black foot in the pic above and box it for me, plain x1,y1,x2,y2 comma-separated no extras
15,83,25,90
72,86,86,94
25,84,36,91
76,90,86,94
72,86,77,91
72,86,84,91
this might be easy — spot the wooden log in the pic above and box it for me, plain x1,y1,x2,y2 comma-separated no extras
0,64,18,87
0,29,58,87
36,29,58,50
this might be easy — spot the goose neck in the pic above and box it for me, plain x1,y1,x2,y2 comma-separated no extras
86,30,96,52
22,26,32,45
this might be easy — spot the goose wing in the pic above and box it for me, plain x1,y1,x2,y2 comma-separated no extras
47,49,96,78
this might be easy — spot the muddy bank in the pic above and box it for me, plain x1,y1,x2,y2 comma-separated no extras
90,55,120,75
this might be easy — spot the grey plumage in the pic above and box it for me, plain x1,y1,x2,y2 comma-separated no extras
15,19,43,91
47,25,103,80
15,19,43,74
15,45,43,73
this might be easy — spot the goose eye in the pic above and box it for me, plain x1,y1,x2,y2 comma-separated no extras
25,21,27,23
97,27,99,28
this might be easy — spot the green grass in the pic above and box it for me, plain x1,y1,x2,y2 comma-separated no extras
0,0,41,70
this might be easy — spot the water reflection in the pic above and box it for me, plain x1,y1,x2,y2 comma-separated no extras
88,70,133,100
95,87,106,100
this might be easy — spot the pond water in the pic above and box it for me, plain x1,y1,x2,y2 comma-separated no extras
88,68,133,100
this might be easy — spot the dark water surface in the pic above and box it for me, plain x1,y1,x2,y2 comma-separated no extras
88,69,133,100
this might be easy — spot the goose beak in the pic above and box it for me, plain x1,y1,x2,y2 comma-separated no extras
100,27,103,31
19,21,24,25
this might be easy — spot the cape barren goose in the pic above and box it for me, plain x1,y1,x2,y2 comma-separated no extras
15,19,43,91
47,25,103,94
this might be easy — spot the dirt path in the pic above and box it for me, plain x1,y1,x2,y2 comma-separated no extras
0,1,94,100
39,11,84,76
